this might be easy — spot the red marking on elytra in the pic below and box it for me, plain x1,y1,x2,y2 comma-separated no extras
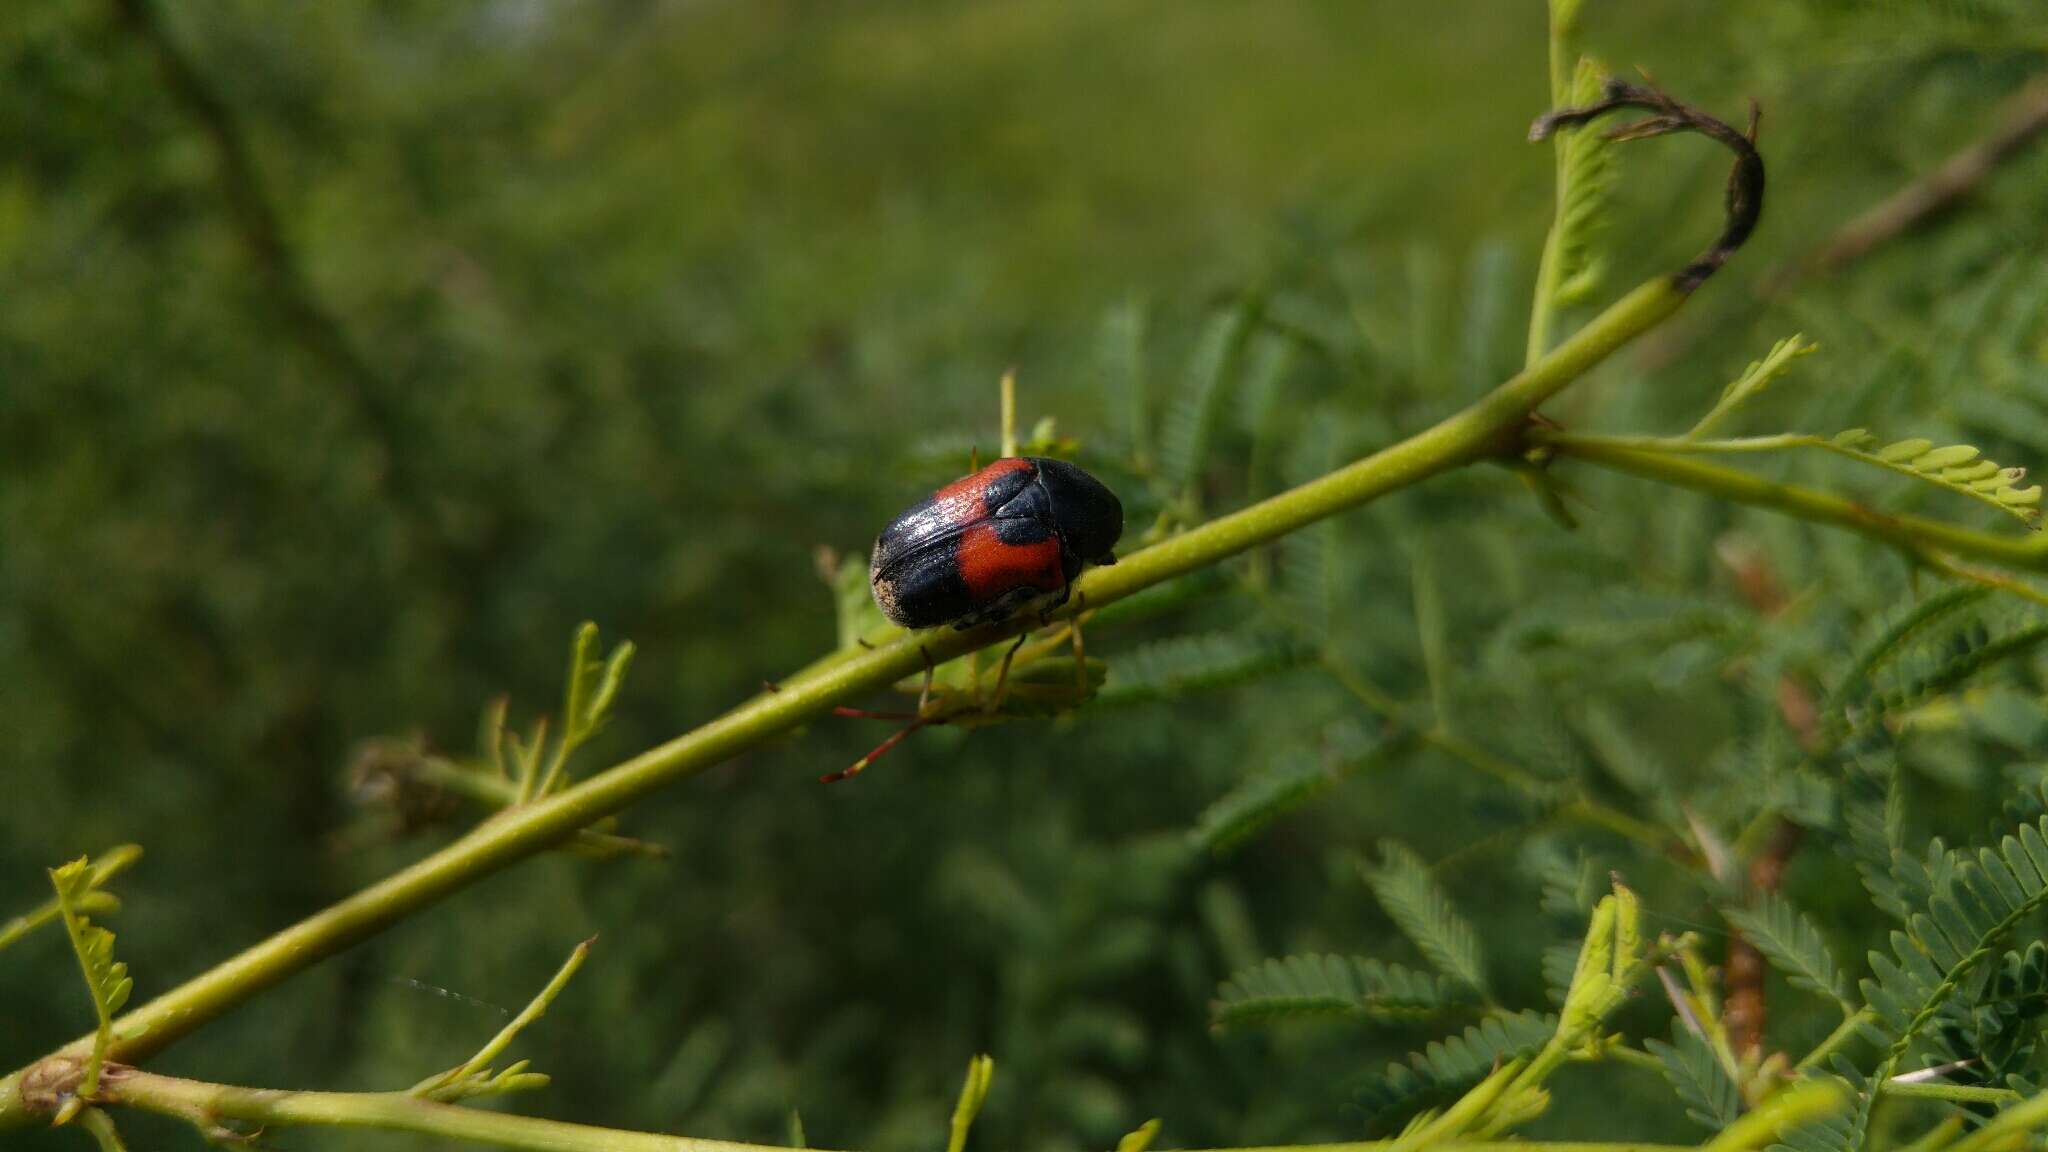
933,456,1032,503
955,521,1063,601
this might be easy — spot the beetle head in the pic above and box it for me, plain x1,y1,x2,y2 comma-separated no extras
1032,458,1123,564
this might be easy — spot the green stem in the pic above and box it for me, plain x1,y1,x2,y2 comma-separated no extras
1540,434,2048,570
1582,1043,1669,1074
83,1065,1697,1152
1796,1009,1874,1072
0,272,1697,1131
0,847,142,954
1526,0,1585,365
1313,651,1676,854
1880,1080,2020,1106
0,904,62,953
77,1107,128,1152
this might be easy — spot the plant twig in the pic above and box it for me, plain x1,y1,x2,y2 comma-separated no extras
1638,74,2048,373
1882,1080,2019,1106
28,1060,1703,1152
1538,434,2048,571
1806,75,2048,276
0,847,141,954
1795,1009,1874,1072
109,0,417,495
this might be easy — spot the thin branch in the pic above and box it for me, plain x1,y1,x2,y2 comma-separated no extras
1638,73,2048,373
39,1062,1697,1152
0,847,141,954
112,0,388,423
1538,434,2048,572
1795,1009,1874,1072
1882,1080,2019,1106
1807,75,2048,276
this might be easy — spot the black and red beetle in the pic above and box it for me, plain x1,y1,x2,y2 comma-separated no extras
869,456,1123,630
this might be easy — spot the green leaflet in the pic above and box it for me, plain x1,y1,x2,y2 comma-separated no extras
1827,585,1993,720
1767,1065,1872,1152
1094,631,1307,707
1861,809,2048,1075
1828,429,2042,528
1188,729,1400,855
50,855,136,1111
1689,334,1818,439
1646,1020,1742,1131
1157,292,1267,504
1210,954,1469,1028
1363,842,1491,998
1723,892,1852,1012
1353,1010,1558,1135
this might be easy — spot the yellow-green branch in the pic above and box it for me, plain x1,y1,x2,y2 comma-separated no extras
1539,433,2048,570
62,1061,1704,1152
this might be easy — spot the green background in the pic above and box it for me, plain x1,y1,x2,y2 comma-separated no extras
6,2,2048,1149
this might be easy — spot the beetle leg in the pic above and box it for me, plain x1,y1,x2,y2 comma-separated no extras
914,646,936,717
1037,582,1072,626
1070,610,1089,695
832,706,921,721
985,631,1031,714
820,716,932,783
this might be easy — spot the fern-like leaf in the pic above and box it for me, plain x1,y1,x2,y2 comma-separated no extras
1546,57,1616,311
527,622,636,799
1211,954,1469,1028
50,856,136,1111
1828,430,2042,527
1,845,140,955
828,550,888,650
1157,293,1266,501
1827,585,1992,719
1688,334,1818,439
1860,813,2048,1074
1871,618,2048,717
1095,296,1151,470
1353,1010,1558,1135
1724,892,1852,1012
1095,631,1305,707
1363,842,1491,998
1189,731,1400,855
412,937,592,1102
1647,1020,1742,1131
1766,1064,1871,1152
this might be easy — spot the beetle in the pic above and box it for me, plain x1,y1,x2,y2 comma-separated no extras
869,456,1124,631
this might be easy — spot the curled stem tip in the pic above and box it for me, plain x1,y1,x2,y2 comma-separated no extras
1532,79,1765,292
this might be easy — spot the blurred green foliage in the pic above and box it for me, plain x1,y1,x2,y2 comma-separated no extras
7,1,2048,1150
